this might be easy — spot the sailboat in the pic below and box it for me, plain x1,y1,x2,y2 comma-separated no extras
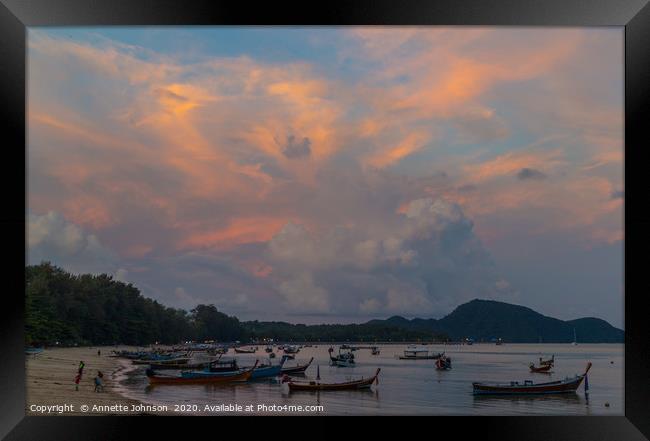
571,328,578,346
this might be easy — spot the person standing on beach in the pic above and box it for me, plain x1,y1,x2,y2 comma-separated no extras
97,349,101,356
74,361,85,391
94,371,104,392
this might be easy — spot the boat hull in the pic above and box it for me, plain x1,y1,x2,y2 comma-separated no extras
281,357,314,375
134,357,190,366
249,365,283,379
398,355,441,360
473,376,585,395
147,363,256,385
287,368,380,392
529,365,553,373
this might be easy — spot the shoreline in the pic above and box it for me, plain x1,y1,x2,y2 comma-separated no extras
26,346,149,416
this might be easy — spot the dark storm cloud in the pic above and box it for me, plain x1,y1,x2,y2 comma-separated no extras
282,135,312,159
517,168,547,181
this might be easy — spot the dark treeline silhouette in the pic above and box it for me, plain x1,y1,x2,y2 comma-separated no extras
25,263,447,346
26,263,239,345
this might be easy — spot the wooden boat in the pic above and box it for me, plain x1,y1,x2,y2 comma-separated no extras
529,363,553,373
25,347,44,355
283,345,300,354
539,355,555,366
283,368,381,392
206,358,240,373
329,348,355,366
234,347,256,354
149,361,205,370
331,358,355,367
148,355,223,370
399,346,442,360
133,356,190,365
146,361,258,385
281,357,314,375
238,356,287,379
435,354,452,370
473,362,592,395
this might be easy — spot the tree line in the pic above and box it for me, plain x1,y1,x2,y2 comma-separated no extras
26,263,448,346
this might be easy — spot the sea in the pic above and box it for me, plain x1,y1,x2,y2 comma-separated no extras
114,343,623,415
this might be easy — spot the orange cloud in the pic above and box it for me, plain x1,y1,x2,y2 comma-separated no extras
464,148,565,183
365,132,431,169
180,217,288,250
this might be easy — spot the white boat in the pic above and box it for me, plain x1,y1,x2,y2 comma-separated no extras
283,345,300,354
399,345,442,360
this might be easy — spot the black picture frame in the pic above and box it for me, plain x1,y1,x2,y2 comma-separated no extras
1,0,648,439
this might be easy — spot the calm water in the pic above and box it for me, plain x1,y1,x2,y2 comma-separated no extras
115,344,623,415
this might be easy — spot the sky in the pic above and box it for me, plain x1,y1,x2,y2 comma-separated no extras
26,27,624,327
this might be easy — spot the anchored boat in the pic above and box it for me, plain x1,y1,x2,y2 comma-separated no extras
329,347,355,367
473,362,592,395
281,357,314,375
399,346,443,360
145,361,258,385
283,368,381,391
435,354,452,370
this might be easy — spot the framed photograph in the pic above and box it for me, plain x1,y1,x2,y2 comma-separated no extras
1,0,648,438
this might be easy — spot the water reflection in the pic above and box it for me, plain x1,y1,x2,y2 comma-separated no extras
116,344,622,415
472,392,585,409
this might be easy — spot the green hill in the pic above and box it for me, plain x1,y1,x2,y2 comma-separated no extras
367,299,623,343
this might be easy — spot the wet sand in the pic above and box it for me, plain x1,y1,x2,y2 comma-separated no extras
26,346,149,415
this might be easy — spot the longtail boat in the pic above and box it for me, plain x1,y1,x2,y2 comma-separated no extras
540,355,555,366
283,368,381,392
473,362,592,395
234,347,256,354
283,345,300,354
244,356,287,379
145,361,258,385
435,354,452,370
529,363,553,373
133,356,190,365
329,348,355,366
206,358,239,373
149,355,222,370
398,346,443,360
281,357,314,375
148,360,206,370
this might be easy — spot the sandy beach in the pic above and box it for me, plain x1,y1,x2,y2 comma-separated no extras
26,346,150,416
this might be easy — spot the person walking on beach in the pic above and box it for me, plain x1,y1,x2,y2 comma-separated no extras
74,360,85,391
94,371,104,392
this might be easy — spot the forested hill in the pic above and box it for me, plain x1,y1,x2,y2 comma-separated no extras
26,264,622,345
367,299,624,343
